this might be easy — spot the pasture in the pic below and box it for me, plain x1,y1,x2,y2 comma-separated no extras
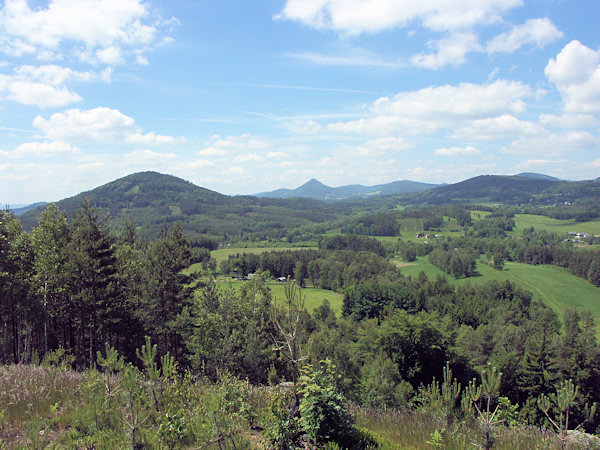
512,214,600,236
397,256,600,335
193,277,344,316
211,246,315,264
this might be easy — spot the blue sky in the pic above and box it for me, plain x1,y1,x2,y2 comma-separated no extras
1,0,599,204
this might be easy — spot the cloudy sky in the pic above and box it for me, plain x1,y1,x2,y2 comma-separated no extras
1,0,599,204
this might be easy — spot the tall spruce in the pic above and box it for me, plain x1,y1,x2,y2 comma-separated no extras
142,223,192,360
67,200,122,367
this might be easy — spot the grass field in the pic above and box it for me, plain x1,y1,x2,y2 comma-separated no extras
396,256,600,335
512,214,600,236
211,246,316,264
194,277,344,316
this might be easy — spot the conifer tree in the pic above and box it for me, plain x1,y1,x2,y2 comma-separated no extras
141,223,192,359
67,200,122,367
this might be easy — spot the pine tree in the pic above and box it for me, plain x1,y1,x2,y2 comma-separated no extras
67,200,122,367
141,223,192,359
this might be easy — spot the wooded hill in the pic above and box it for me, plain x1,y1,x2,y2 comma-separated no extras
256,177,440,200
18,172,344,239
18,171,600,240
404,174,600,205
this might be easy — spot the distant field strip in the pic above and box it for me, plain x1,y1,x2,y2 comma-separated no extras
211,246,316,264
512,214,600,236
398,257,600,335
206,279,343,316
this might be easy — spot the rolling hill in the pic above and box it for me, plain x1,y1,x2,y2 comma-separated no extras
19,172,340,238
404,174,600,205
256,178,440,200
18,172,600,238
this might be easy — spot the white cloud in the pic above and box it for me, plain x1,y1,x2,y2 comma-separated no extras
372,80,531,118
539,113,599,129
5,80,81,107
328,80,534,136
198,147,227,157
487,18,563,53
501,130,599,155
96,46,125,66
187,159,215,169
278,0,521,35
545,40,600,113
225,166,246,176
122,149,176,164
284,50,402,68
14,64,94,84
0,64,106,107
124,132,176,145
33,107,178,144
267,151,290,159
451,115,544,141
349,137,413,157
434,146,481,156
412,32,482,69
285,119,322,135
13,140,79,157
210,133,270,150
0,0,169,65
234,153,262,162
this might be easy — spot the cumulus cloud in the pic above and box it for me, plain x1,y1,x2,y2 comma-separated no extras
545,40,600,113
33,107,178,144
434,146,481,156
412,32,482,69
277,0,521,35
122,149,176,164
267,151,290,159
284,119,322,135
451,115,544,141
0,64,106,107
539,113,599,129
501,130,599,155
328,80,534,136
0,0,170,65
487,18,563,53
234,153,263,162
5,80,81,107
1,140,79,158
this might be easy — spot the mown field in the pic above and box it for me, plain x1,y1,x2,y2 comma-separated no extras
212,278,344,316
211,246,316,264
396,256,600,335
512,214,600,236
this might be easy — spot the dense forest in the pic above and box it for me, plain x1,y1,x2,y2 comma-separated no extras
2,190,600,448
3,170,600,447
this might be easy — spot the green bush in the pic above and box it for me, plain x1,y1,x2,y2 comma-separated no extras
298,359,357,448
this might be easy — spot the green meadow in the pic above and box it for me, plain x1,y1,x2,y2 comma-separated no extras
211,246,315,264
512,214,600,236
191,277,344,316
397,256,600,335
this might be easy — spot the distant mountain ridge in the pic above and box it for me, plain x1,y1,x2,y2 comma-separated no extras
18,172,336,236
514,172,562,181
406,174,599,204
10,202,49,216
17,171,599,237
256,178,440,200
